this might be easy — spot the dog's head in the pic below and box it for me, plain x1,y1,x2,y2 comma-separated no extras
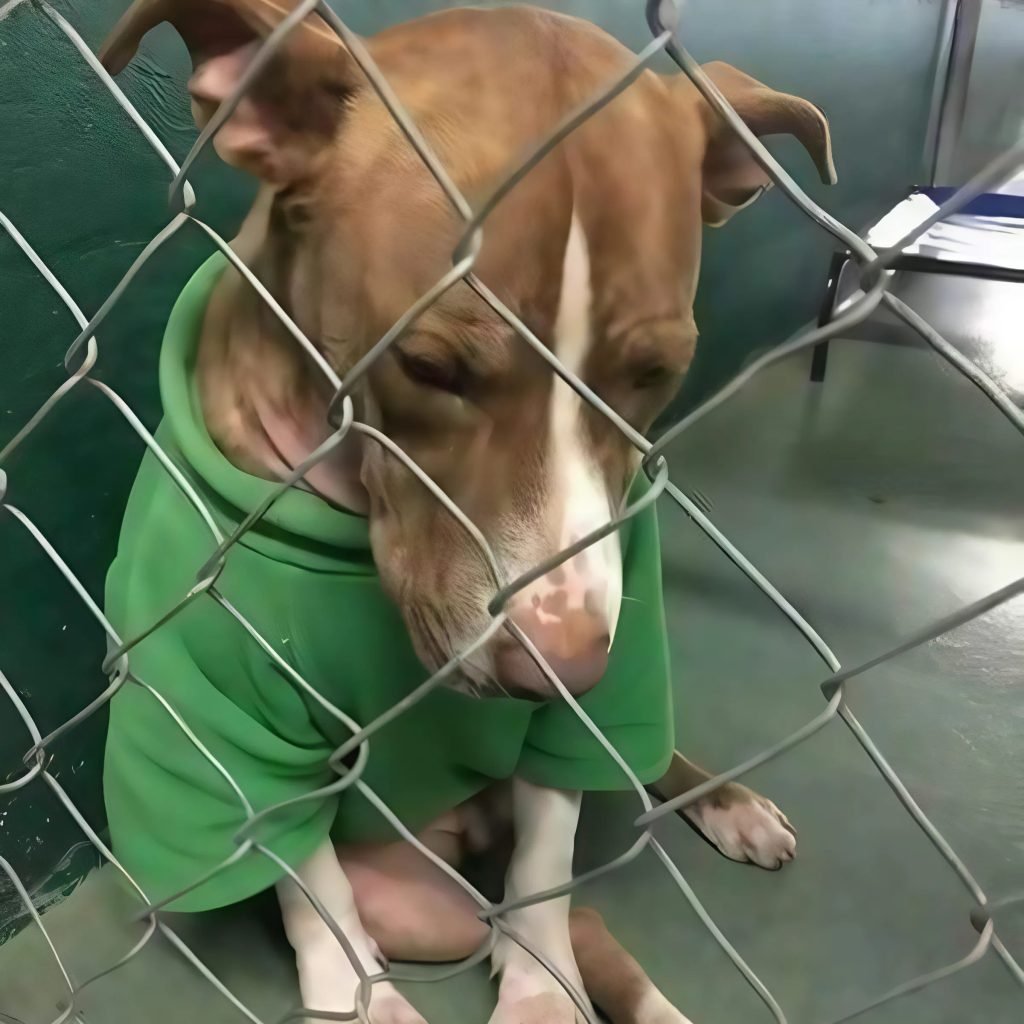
102,0,834,698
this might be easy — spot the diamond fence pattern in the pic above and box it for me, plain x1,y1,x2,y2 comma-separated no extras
1,1,1023,1022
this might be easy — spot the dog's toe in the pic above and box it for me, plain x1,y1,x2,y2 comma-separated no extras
685,790,796,870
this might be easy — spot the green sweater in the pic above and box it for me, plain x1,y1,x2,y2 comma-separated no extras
103,253,674,912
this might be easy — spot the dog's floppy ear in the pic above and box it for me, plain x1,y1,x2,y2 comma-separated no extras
99,0,360,183
691,62,836,226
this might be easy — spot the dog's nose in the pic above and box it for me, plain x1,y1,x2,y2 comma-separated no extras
493,606,610,698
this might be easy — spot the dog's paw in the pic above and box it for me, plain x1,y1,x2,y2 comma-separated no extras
488,991,582,1024
366,991,430,1024
488,963,591,1024
302,984,427,1024
684,786,795,870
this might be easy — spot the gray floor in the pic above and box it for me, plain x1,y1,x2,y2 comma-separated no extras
3,337,1024,1023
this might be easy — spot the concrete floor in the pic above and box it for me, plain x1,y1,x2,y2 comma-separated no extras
2,337,1023,1023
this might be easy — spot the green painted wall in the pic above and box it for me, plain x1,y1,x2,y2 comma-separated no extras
0,0,942,935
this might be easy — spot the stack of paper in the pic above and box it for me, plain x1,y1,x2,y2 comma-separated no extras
865,181,1024,272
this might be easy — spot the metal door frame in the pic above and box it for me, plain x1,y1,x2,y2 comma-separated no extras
925,0,985,185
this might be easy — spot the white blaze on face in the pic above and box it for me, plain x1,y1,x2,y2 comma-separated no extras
526,213,623,642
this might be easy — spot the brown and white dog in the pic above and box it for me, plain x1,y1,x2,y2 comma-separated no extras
100,2,834,1021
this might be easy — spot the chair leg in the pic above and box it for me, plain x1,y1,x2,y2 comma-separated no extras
810,339,829,382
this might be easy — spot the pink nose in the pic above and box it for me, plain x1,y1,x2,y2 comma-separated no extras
493,607,610,698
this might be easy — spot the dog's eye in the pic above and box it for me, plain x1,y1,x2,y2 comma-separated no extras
396,349,467,396
633,364,674,390
276,188,312,233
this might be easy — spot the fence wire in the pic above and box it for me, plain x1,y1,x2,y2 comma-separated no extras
1,0,1023,1022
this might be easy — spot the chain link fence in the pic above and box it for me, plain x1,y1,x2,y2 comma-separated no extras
1,0,1023,1022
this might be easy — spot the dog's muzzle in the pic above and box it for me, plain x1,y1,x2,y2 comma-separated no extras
492,605,610,700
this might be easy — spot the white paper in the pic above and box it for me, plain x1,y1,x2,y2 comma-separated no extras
865,191,1024,272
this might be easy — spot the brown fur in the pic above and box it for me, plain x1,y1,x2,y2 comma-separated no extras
570,907,666,1024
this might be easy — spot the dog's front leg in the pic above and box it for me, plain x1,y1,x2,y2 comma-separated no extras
651,752,796,869
490,779,590,1024
277,839,427,1024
